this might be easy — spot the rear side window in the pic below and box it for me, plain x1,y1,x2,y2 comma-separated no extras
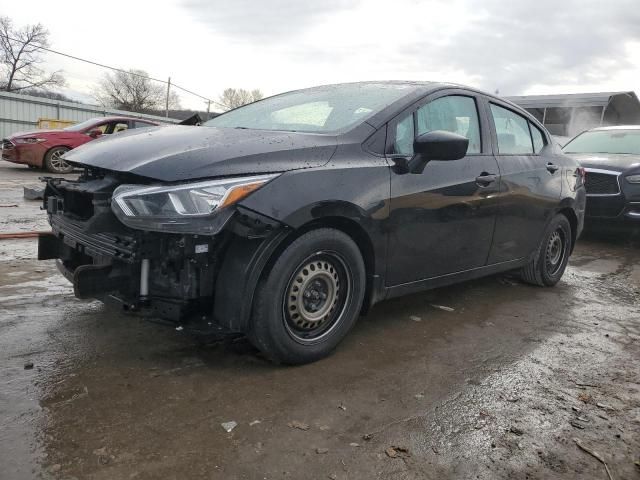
530,122,545,153
490,104,533,154
416,96,481,154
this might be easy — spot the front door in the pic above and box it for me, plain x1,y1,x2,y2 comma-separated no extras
386,93,501,285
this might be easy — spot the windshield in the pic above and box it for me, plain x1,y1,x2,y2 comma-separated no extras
564,129,640,155
204,83,413,133
63,118,102,132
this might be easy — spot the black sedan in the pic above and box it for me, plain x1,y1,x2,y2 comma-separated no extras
563,126,640,222
39,82,586,364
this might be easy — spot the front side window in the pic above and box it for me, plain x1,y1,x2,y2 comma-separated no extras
416,96,481,154
563,129,640,155
491,104,534,154
90,123,109,134
390,95,482,156
112,122,128,134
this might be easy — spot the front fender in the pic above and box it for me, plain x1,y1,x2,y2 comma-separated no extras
213,225,291,332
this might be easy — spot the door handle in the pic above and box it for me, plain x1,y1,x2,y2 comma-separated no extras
475,173,497,186
546,163,560,173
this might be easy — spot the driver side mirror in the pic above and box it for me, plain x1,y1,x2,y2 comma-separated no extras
88,128,103,138
408,130,469,173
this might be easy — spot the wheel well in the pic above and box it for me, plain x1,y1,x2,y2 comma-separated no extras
558,208,578,252
43,145,71,161
261,217,376,313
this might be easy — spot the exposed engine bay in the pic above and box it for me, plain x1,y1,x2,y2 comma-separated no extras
38,168,285,333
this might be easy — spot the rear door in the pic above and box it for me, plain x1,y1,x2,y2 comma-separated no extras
486,101,562,263
386,91,501,285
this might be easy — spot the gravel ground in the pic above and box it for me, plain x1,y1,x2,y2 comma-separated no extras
1,162,639,480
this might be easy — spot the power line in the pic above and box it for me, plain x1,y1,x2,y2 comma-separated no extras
0,31,226,109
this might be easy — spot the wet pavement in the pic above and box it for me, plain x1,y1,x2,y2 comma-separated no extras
1,163,639,479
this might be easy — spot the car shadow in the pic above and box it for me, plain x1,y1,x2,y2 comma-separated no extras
580,222,640,248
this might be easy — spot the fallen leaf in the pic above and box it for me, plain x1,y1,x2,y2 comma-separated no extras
288,421,310,431
385,446,410,458
578,392,593,404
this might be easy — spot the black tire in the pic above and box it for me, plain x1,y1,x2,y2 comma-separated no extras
520,214,572,287
44,146,73,173
248,228,366,365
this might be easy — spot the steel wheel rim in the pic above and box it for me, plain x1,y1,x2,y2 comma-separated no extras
545,229,566,275
50,149,70,171
283,252,351,343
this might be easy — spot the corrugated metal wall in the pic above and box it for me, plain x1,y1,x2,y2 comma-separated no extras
0,91,179,138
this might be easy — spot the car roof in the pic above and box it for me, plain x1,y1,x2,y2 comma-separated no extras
587,125,640,131
298,81,536,131
296,80,468,95
298,80,514,100
93,116,157,124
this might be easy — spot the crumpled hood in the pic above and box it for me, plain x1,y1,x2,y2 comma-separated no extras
566,153,640,173
63,125,338,182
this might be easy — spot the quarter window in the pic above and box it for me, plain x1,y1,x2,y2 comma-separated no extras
392,113,415,155
490,104,533,154
416,96,481,154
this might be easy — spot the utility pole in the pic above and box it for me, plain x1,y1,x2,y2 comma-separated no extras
165,77,171,118
206,100,211,118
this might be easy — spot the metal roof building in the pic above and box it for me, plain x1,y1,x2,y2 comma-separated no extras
504,91,640,138
0,90,180,139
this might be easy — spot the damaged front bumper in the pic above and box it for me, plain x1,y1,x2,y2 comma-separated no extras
38,172,285,332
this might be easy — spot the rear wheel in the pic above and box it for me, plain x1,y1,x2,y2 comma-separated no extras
520,214,572,287
249,228,366,364
44,146,73,173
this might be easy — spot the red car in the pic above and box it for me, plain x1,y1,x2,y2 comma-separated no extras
1,116,159,173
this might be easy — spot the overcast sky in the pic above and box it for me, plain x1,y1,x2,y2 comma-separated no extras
3,0,640,110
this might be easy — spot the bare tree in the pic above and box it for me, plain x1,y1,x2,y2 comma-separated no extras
0,16,65,92
95,69,180,112
218,88,264,110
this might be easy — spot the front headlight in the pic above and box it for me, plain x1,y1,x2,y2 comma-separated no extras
14,137,46,144
625,174,640,184
111,174,278,233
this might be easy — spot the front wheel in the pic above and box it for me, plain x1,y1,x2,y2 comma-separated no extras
249,228,366,365
44,146,73,173
520,214,572,287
